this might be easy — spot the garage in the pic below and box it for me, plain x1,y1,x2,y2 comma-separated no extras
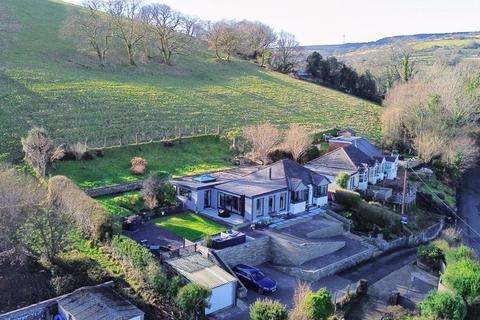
167,253,237,315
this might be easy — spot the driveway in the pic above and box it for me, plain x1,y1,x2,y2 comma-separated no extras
221,247,417,320
458,166,480,255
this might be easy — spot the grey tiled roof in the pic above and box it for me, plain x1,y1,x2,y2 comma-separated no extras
215,159,329,197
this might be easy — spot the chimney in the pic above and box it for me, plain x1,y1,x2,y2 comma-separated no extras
269,167,272,180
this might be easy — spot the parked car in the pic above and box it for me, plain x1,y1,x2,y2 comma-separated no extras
232,264,277,294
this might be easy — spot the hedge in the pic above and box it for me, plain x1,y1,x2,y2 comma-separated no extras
48,176,114,241
419,292,466,320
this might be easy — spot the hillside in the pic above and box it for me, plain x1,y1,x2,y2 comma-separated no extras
0,0,382,162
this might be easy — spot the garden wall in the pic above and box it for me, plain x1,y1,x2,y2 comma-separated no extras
366,218,445,252
85,181,143,197
214,236,270,267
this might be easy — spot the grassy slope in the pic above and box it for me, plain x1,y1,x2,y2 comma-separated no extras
0,0,382,162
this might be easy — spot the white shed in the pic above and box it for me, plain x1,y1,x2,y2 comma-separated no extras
167,253,237,315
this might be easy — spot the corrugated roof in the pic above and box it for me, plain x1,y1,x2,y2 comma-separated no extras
167,254,236,289
57,286,144,320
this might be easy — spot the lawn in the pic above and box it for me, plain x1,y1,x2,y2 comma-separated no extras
51,136,234,188
0,0,382,162
96,191,145,217
420,174,456,208
153,212,226,241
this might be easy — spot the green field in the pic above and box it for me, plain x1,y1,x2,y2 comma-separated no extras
153,212,226,241
52,136,233,188
95,191,145,217
0,0,382,162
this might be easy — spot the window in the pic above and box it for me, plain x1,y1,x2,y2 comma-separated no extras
218,193,241,213
256,198,263,216
314,185,327,197
279,192,286,211
291,190,307,203
268,195,275,213
204,190,211,208
359,171,366,183
179,187,192,199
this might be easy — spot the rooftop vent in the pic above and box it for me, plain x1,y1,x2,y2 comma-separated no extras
192,174,217,183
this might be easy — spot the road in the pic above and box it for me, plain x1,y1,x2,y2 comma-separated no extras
458,166,480,256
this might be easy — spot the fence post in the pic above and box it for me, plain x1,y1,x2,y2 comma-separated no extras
135,133,139,145
103,137,107,148
217,125,220,135
84,137,88,149
119,135,123,146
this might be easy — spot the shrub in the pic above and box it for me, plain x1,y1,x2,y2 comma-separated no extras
162,140,174,147
249,298,288,320
304,288,334,320
203,234,213,248
289,282,312,320
268,149,293,162
419,292,466,320
417,245,444,270
69,142,88,161
444,245,475,264
334,189,362,208
442,258,480,300
130,157,147,175
176,283,211,320
299,146,320,164
48,176,113,241
336,172,350,189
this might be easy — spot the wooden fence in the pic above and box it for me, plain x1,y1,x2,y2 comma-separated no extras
53,125,225,150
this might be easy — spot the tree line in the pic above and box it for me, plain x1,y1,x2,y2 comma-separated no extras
304,52,381,103
66,0,303,72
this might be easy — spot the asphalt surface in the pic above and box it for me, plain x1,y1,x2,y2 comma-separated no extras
225,247,417,320
458,166,480,256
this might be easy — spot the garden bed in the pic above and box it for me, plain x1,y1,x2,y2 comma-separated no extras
152,212,226,241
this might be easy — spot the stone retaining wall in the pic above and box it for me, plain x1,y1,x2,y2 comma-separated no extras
215,236,271,267
366,218,445,252
273,247,375,282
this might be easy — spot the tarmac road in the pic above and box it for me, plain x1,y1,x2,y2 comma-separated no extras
458,166,480,256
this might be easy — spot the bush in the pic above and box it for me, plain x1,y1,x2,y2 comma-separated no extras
299,146,320,164
444,246,475,264
305,288,334,320
130,157,147,175
419,292,466,320
176,283,211,320
442,258,480,300
162,140,174,147
268,149,293,162
249,298,288,320
336,172,350,189
334,189,362,208
48,176,113,241
417,245,444,270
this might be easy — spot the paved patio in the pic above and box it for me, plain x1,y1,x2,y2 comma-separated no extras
123,221,184,249
199,208,245,227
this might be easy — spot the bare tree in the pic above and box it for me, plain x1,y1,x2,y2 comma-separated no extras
391,43,416,82
104,0,145,65
382,63,480,173
270,31,303,73
206,21,239,61
142,173,166,209
20,206,71,262
243,123,282,164
77,0,112,66
0,165,46,248
236,21,276,67
21,127,63,177
283,124,312,162
145,4,189,65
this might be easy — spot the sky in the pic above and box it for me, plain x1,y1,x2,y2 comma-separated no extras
63,0,480,45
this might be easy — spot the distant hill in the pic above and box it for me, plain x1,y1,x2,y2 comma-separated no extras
305,31,480,55
0,0,382,162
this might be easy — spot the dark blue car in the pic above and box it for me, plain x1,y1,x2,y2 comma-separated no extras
232,264,277,294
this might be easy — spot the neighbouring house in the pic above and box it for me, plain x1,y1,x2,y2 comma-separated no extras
0,282,144,320
166,253,237,315
305,134,399,191
172,159,330,224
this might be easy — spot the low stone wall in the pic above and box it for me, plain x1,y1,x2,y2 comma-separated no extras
215,236,271,267
85,181,143,197
366,218,445,252
325,209,352,232
273,248,375,282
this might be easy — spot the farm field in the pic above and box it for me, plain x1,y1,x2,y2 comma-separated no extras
52,136,233,188
0,0,382,163
153,212,226,241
